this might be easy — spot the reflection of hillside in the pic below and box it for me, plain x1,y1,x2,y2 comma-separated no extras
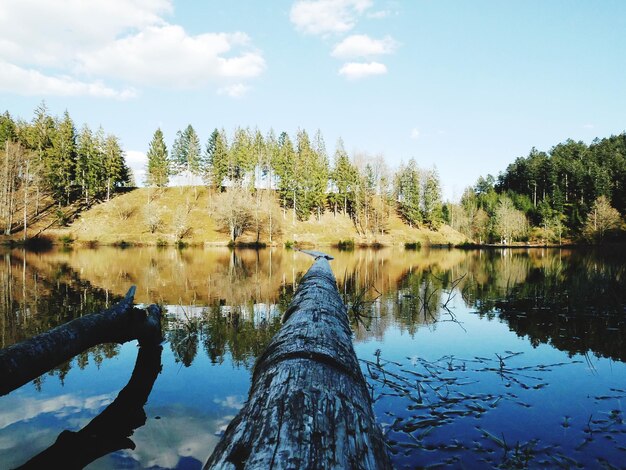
21,247,468,306
6,246,626,365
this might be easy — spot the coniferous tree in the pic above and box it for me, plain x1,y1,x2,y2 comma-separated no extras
145,128,170,187
47,111,76,204
295,129,315,220
330,138,358,216
28,102,54,214
229,127,253,185
274,132,296,218
172,125,201,181
395,158,422,227
205,128,229,189
422,167,443,228
310,130,329,220
76,125,100,204
102,134,125,200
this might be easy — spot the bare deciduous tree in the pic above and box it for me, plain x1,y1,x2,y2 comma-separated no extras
583,196,621,241
212,186,254,243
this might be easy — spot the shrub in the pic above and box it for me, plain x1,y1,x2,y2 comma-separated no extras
336,239,355,251
58,235,74,246
405,241,421,250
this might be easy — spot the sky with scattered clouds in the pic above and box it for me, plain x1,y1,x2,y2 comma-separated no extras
1,0,625,199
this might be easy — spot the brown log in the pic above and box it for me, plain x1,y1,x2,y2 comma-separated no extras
0,287,162,396
16,339,163,469
205,255,391,469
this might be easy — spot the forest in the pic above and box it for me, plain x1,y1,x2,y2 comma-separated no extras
2,104,625,245
0,104,131,239
446,135,626,244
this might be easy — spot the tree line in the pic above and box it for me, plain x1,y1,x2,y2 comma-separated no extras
0,104,131,237
146,125,444,240
446,134,626,243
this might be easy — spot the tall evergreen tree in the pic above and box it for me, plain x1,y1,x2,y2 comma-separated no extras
76,125,101,204
172,125,201,181
331,139,357,216
205,128,229,189
102,134,125,200
28,101,54,214
274,132,296,217
310,130,329,219
422,167,443,228
145,128,170,187
47,111,76,204
395,159,422,227
229,127,253,185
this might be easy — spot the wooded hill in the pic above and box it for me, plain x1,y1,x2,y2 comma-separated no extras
0,104,131,240
44,186,465,247
445,134,626,244
4,104,624,246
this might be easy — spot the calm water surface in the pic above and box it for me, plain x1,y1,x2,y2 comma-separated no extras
0,246,625,468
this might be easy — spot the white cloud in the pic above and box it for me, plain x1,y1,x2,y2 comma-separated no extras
410,128,420,140
290,0,373,36
582,123,595,129
331,34,398,59
0,0,263,98
79,27,265,89
338,61,387,79
0,61,136,99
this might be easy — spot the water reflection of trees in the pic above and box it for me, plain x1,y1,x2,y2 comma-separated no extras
0,251,122,348
4,246,626,374
166,303,285,368
458,248,626,362
0,250,124,387
487,249,626,361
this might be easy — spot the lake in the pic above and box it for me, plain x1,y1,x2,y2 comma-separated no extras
1,246,625,468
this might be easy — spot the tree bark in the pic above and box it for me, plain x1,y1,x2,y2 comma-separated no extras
0,287,162,396
205,252,391,469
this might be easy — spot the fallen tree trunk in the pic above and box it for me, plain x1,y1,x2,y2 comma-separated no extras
17,340,163,469
205,252,392,469
0,287,162,396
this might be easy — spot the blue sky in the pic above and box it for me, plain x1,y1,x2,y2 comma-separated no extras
1,0,625,200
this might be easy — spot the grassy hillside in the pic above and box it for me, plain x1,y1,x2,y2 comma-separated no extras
27,187,467,247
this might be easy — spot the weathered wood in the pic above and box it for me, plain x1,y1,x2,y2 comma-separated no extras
16,340,163,469
0,288,162,396
205,255,391,469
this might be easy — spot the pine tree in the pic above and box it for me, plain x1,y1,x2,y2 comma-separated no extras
274,132,296,217
205,128,229,189
229,127,253,185
48,111,76,204
331,138,358,216
102,134,125,200
295,129,314,220
422,167,444,228
310,130,329,220
145,128,170,187
29,101,54,214
172,125,201,182
395,159,422,227
76,125,102,204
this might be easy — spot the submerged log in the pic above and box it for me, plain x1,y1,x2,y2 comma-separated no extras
0,287,162,396
205,254,391,469
16,341,163,469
